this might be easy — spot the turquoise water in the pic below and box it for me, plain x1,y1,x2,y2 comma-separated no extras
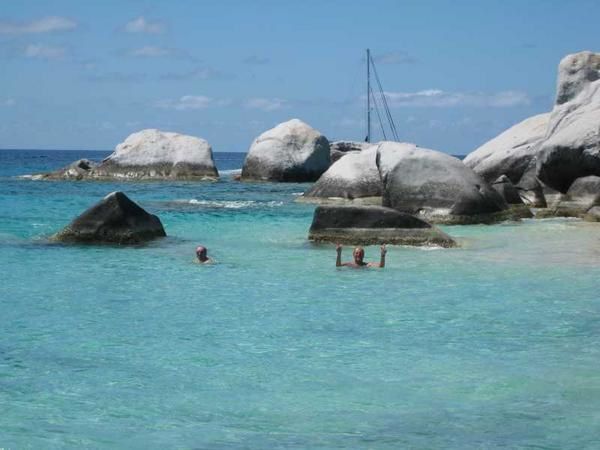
2,150,600,449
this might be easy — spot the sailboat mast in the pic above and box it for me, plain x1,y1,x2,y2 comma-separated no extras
366,48,371,143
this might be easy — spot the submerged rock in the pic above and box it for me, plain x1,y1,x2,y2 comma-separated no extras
537,51,600,192
301,145,381,204
330,140,373,163
35,129,218,181
464,113,550,184
308,205,456,247
241,119,330,182
53,191,166,244
376,142,512,224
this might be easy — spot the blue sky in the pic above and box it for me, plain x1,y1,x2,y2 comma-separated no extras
0,0,598,153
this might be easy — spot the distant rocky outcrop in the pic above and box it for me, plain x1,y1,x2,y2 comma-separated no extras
463,113,550,184
330,140,372,163
53,191,166,244
537,52,600,193
308,205,456,247
376,142,514,224
241,119,330,182
301,145,381,203
37,159,99,180
37,129,218,181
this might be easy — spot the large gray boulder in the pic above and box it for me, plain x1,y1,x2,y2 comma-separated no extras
53,192,166,244
241,119,330,182
94,129,218,180
330,140,373,163
463,113,550,184
376,142,512,224
301,145,381,203
537,51,600,193
308,205,456,247
36,129,218,181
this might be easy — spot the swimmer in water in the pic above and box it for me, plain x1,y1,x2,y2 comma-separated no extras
195,245,213,264
336,243,386,268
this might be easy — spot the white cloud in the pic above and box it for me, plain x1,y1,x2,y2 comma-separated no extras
155,95,213,110
379,89,531,108
0,16,77,34
124,16,165,34
129,46,171,57
244,97,286,111
24,44,67,60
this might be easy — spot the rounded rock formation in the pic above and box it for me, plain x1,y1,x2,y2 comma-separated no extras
376,142,511,224
53,191,166,244
35,129,218,181
301,145,381,204
94,129,218,180
241,119,330,182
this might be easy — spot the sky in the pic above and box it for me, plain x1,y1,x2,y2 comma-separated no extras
0,0,599,154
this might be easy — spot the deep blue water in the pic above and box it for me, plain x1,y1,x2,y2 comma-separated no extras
2,150,600,449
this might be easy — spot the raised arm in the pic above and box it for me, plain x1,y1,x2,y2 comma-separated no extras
336,243,343,267
370,244,386,268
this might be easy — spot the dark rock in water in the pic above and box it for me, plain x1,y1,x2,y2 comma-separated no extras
492,175,525,205
38,159,99,180
376,142,513,225
53,192,166,244
536,51,600,192
241,119,330,182
330,141,373,163
301,145,382,204
308,205,456,247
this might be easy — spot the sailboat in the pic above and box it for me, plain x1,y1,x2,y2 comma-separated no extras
365,48,400,143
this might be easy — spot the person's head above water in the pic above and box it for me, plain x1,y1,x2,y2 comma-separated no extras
195,245,208,262
352,246,365,264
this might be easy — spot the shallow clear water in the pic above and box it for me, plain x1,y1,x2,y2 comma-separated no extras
2,150,600,449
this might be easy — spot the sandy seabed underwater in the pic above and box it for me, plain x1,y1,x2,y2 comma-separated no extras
1,150,600,449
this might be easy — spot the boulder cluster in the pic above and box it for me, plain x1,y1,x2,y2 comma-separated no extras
465,51,600,218
40,50,600,247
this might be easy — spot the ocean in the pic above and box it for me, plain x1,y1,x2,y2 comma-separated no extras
1,150,600,449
